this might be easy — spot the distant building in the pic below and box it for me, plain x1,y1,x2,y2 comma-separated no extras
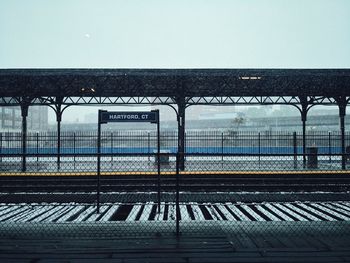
0,106,48,132
28,106,49,131
0,107,21,131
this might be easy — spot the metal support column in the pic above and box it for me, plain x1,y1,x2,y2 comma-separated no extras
301,114,307,168
293,131,297,169
177,98,186,171
0,132,2,163
337,97,347,170
53,97,64,171
97,110,103,213
56,110,62,170
155,110,161,213
175,152,180,236
328,131,332,163
299,97,309,168
20,103,29,172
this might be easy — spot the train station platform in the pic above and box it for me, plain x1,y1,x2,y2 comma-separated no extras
1,233,350,262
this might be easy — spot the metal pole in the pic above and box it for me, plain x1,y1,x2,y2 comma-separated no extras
335,98,347,170
156,110,161,213
54,98,64,171
36,132,39,168
340,112,346,170
73,132,76,165
0,132,2,163
21,104,28,173
293,131,297,169
148,132,151,162
299,97,308,169
221,132,224,162
57,116,61,170
111,132,113,165
258,132,261,165
97,110,102,213
22,119,27,172
328,131,331,163
302,119,306,168
177,99,186,171
176,152,180,237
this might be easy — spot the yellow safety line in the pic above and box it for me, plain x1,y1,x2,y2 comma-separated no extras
0,170,348,177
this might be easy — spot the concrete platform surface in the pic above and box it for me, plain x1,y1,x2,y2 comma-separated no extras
1,234,350,263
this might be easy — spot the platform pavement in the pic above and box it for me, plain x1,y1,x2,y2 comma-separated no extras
1,221,350,262
1,234,350,262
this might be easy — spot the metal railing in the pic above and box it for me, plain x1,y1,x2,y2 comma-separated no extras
1,130,349,154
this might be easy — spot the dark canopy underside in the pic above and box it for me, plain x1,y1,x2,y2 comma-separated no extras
0,69,349,98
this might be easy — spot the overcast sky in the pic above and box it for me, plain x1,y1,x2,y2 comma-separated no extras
0,0,349,122
1,0,349,68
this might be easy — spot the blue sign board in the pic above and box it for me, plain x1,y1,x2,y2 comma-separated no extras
100,111,158,123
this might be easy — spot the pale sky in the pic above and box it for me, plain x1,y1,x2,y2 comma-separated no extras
0,0,349,123
1,0,350,68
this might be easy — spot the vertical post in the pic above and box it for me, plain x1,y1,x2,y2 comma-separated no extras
302,117,307,168
177,98,186,171
299,97,309,169
110,132,113,165
53,98,65,171
338,101,346,170
73,132,76,164
0,132,2,163
328,131,331,163
221,132,224,162
175,152,180,237
184,131,187,156
293,131,297,169
148,132,151,161
97,110,102,214
21,103,29,172
155,110,161,213
36,132,39,166
56,111,62,170
258,132,261,165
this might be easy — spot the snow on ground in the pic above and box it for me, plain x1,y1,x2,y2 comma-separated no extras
2,201,349,223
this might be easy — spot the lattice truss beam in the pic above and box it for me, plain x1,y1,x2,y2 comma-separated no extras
186,96,341,105
0,96,176,106
0,96,347,107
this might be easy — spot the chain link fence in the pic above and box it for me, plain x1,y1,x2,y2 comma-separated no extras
1,130,350,155
0,131,349,239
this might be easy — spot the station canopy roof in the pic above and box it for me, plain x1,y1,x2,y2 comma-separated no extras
0,68,349,98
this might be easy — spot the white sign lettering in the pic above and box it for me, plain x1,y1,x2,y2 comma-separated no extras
108,114,140,120
100,111,157,123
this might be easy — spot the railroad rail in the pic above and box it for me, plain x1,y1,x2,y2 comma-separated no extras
1,201,350,223
0,171,349,193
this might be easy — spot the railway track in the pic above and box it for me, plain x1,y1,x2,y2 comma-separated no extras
0,172,350,192
1,201,350,223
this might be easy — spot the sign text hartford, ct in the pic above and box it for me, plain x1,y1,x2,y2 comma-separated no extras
100,111,158,124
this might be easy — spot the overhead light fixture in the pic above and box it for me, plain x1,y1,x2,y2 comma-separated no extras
81,87,96,92
239,76,262,80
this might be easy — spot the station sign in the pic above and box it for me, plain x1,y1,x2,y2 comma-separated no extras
100,111,158,124
96,109,160,213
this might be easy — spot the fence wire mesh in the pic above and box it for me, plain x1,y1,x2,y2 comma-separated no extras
1,130,350,155
0,131,349,239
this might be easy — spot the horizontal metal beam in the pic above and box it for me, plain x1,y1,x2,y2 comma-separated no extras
0,96,346,107
0,96,177,106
